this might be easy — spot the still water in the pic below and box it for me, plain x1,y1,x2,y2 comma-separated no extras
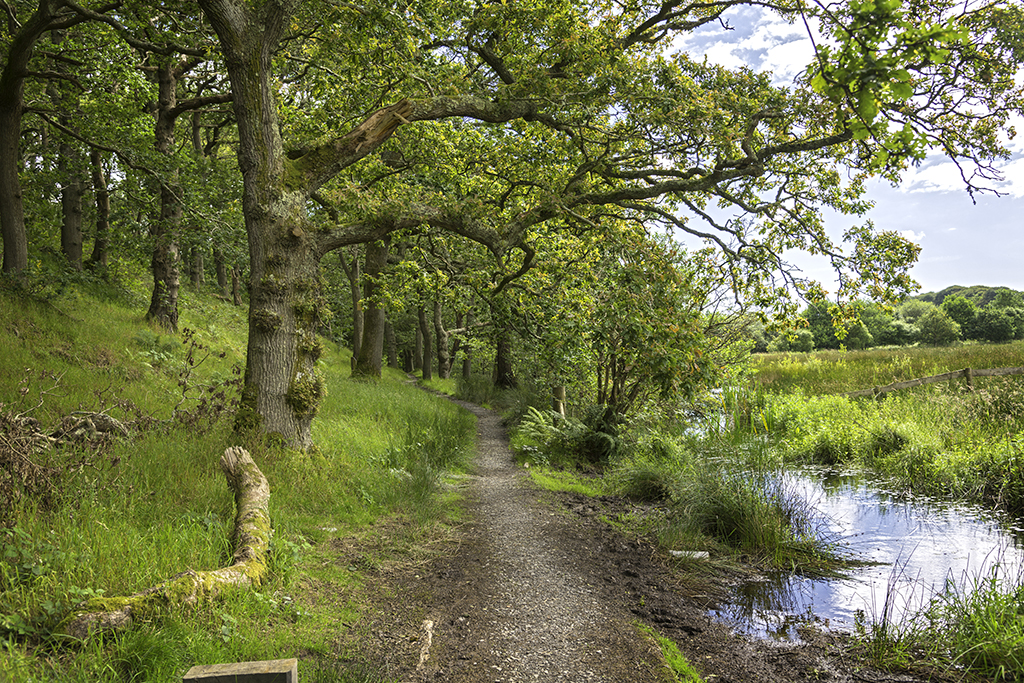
711,467,1024,640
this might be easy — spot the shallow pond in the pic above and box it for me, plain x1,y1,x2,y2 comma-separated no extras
711,467,1024,640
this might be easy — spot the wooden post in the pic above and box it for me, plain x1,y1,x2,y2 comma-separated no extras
183,658,297,683
965,367,974,390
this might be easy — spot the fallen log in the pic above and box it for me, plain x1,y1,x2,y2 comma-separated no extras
61,446,272,640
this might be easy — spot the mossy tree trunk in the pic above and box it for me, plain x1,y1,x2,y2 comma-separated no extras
197,0,537,447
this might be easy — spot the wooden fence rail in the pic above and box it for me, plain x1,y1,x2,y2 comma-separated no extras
845,366,1024,399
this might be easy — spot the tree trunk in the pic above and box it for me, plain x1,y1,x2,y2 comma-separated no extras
552,385,567,417
385,317,398,369
0,2,65,274
352,238,389,378
339,248,363,364
62,446,271,639
59,142,84,271
434,299,451,379
51,32,83,271
215,248,229,297
418,306,433,381
200,0,418,447
494,330,516,388
88,149,110,271
145,60,184,331
200,0,325,448
414,324,423,371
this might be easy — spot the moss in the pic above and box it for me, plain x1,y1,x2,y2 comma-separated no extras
296,330,325,360
252,309,282,333
264,252,286,269
259,274,287,296
234,383,262,437
293,300,318,326
286,370,324,418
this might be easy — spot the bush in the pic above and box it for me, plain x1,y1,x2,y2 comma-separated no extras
917,308,961,346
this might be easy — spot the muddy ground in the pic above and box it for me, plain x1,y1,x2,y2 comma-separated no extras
329,401,952,683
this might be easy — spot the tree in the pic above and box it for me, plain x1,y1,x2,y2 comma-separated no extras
942,295,977,339
918,308,961,346
973,307,1016,342
898,299,936,325
186,0,1023,448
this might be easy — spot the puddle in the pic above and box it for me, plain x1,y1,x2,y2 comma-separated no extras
711,467,1024,640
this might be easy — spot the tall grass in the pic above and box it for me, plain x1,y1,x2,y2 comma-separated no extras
752,341,1024,396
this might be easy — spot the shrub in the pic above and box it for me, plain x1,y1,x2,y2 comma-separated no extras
917,308,961,346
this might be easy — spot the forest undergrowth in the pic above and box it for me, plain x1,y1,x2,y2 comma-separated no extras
0,279,475,682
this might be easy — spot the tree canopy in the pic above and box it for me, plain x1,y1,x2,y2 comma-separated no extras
2,0,1022,446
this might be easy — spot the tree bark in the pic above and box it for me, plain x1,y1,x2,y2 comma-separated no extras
50,30,83,271
200,0,325,448
339,248,363,363
414,324,423,371
493,330,516,388
59,142,85,271
352,238,389,378
145,59,185,331
62,446,271,639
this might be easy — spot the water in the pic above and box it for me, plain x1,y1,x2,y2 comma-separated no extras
711,467,1024,640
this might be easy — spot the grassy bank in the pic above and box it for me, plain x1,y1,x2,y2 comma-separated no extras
0,282,475,682
725,344,1024,514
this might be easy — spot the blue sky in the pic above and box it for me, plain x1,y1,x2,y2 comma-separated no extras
672,6,1024,295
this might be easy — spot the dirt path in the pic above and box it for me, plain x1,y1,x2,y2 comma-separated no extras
351,400,940,683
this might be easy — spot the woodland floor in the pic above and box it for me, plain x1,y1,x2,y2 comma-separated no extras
326,399,950,683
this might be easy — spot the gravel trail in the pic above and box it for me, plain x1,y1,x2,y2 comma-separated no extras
421,400,665,683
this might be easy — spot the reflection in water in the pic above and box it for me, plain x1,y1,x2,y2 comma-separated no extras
711,467,1024,640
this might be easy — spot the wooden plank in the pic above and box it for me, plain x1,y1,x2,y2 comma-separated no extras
974,366,1024,378
183,658,297,683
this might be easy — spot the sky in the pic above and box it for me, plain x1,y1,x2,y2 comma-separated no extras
672,6,1024,295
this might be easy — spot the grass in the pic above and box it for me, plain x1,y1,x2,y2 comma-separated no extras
636,623,704,683
853,566,1024,682
751,341,1024,396
528,468,607,497
0,281,477,682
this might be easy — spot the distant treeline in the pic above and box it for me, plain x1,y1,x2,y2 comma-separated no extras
752,285,1024,352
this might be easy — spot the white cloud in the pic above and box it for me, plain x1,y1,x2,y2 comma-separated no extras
900,161,966,194
900,230,925,242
